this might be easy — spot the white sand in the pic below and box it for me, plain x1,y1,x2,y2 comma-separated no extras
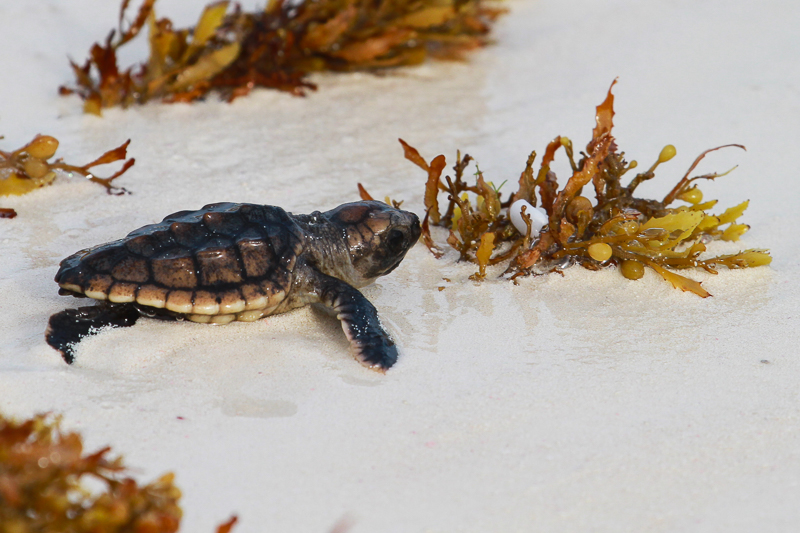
2,0,800,531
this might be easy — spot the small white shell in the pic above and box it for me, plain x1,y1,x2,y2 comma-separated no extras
509,200,548,236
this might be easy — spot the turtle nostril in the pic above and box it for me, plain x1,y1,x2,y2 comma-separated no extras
411,218,421,241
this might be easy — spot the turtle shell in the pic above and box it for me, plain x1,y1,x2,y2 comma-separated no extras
55,203,305,324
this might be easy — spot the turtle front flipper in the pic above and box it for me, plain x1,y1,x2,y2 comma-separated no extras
315,273,398,372
46,303,140,364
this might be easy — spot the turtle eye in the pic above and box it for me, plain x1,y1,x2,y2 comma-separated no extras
387,229,405,250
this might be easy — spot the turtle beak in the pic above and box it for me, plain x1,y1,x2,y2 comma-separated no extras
410,214,421,244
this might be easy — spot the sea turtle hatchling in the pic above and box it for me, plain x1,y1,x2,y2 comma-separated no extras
46,201,420,371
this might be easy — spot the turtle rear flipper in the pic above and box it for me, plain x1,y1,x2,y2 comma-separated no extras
316,273,398,372
46,304,140,364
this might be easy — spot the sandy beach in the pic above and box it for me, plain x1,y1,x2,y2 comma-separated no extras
2,0,799,531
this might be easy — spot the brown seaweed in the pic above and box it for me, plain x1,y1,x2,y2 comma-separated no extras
0,411,236,533
364,82,771,297
0,135,134,219
61,0,505,114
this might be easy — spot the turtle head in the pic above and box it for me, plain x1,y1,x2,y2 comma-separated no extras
325,201,421,287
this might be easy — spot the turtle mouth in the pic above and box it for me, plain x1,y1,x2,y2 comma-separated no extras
379,257,404,277
365,252,404,279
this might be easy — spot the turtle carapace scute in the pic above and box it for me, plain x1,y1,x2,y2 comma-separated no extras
46,201,421,372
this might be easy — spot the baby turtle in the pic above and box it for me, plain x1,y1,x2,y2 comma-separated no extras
46,201,420,372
